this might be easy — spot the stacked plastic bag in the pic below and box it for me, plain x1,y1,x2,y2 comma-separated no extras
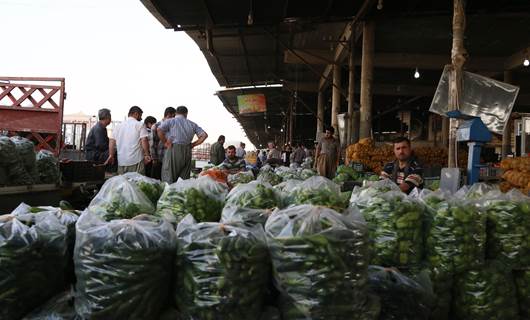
156,176,227,223
175,216,270,320
265,205,379,320
0,212,68,319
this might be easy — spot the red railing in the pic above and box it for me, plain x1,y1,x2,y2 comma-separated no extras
0,77,65,155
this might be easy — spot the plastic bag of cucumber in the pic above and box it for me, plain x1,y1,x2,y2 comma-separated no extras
265,205,380,320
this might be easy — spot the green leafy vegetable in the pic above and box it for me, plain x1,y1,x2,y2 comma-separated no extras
289,176,350,212
227,171,255,186
36,150,60,184
225,181,281,210
257,170,283,186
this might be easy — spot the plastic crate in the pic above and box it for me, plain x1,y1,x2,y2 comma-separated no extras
60,161,105,182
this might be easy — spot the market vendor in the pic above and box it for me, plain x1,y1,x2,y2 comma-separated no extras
380,137,424,194
315,127,340,179
219,145,246,174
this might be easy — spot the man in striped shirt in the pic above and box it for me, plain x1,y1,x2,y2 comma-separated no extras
380,137,424,194
157,106,208,183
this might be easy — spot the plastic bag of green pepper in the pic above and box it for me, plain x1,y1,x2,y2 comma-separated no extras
156,176,228,223
275,166,301,181
225,181,282,209
288,176,350,212
74,210,176,320
452,261,519,320
175,215,270,320
514,269,530,319
351,183,425,267
257,170,283,186
0,212,68,320
368,266,434,320
22,290,76,320
123,172,165,206
220,206,274,227
265,205,379,320
227,170,255,186
11,203,79,284
88,175,155,220
479,189,530,269
420,189,486,274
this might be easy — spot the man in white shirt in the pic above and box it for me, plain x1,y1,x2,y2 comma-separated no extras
236,142,246,158
107,106,152,175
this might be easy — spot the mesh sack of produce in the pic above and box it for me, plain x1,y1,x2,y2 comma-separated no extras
225,181,282,210
514,270,530,319
74,210,176,320
0,135,17,166
174,215,270,320
227,170,255,186
156,176,228,223
11,136,36,172
0,212,68,320
480,189,530,268
22,290,76,320
88,175,155,221
257,170,283,186
452,261,519,320
351,184,425,267
275,166,301,180
36,150,60,184
420,189,486,274
368,266,435,320
265,205,378,320
123,172,165,205
288,176,350,212
220,206,274,227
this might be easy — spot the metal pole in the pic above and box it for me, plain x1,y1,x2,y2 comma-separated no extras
332,64,341,136
347,38,356,145
359,20,374,139
448,0,467,168
501,71,513,159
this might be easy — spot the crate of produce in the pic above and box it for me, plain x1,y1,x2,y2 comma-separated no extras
60,161,104,182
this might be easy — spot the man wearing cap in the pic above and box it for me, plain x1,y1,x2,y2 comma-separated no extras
157,106,208,183
107,106,152,175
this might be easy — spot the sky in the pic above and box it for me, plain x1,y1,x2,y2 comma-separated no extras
0,0,253,148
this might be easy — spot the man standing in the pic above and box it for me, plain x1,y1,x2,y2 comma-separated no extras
210,135,226,166
266,141,282,166
380,137,424,194
150,107,176,179
107,106,151,175
219,145,246,174
236,142,246,158
144,116,157,178
157,106,208,183
315,127,340,179
290,143,306,166
85,108,111,164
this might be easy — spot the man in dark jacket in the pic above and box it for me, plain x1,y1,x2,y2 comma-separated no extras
380,137,424,194
85,108,111,164
210,135,226,166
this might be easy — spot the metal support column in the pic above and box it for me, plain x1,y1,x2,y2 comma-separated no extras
501,71,513,159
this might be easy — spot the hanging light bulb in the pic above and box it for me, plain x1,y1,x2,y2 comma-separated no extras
414,67,420,79
377,0,383,10
267,125,271,129
280,128,284,132
247,0,254,25
524,58,530,67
